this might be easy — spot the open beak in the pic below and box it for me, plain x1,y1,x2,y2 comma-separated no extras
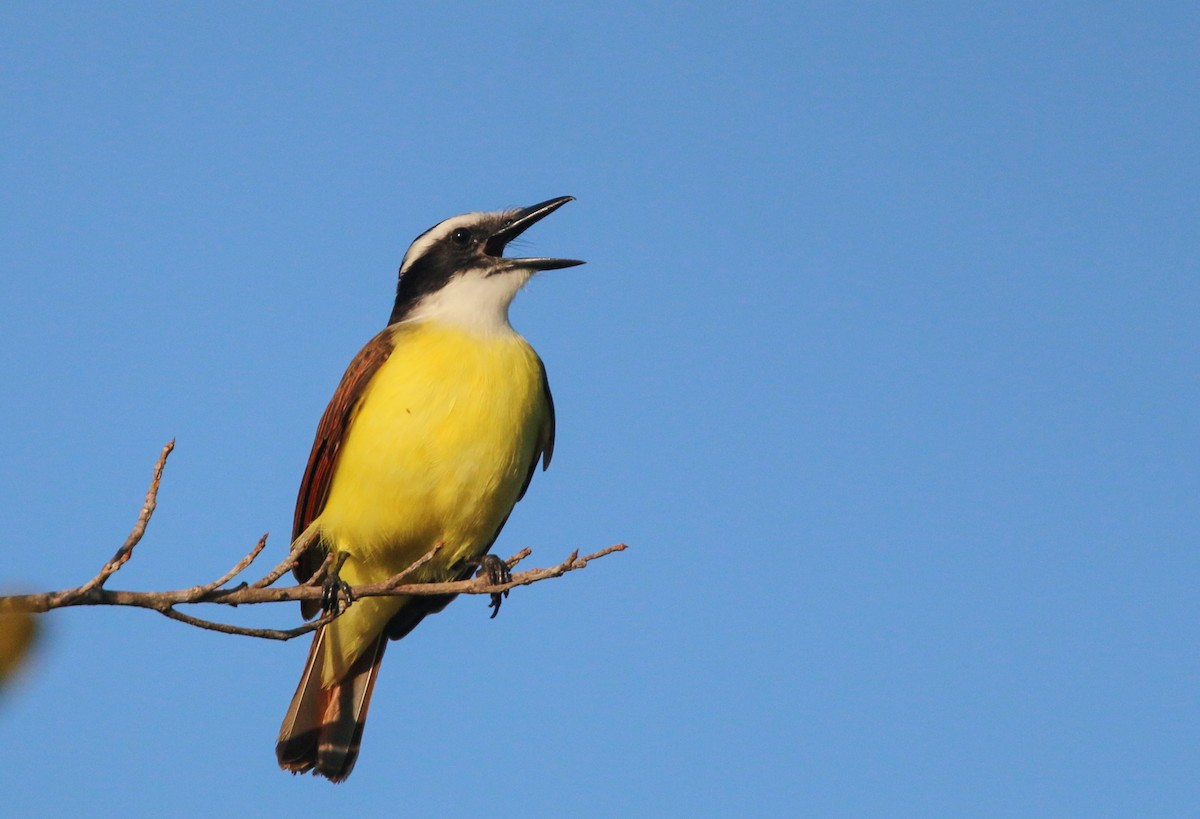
487,196,585,271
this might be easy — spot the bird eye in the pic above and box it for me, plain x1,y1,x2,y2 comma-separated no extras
451,228,472,247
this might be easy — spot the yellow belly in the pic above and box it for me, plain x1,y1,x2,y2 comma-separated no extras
315,321,548,683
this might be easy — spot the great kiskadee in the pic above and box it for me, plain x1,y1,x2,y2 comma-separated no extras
276,196,582,782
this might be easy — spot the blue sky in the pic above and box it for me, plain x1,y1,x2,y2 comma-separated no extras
1,2,1197,816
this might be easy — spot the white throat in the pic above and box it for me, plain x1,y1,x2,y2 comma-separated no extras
404,269,533,336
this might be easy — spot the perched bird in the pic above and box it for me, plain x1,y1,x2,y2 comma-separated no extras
276,196,582,782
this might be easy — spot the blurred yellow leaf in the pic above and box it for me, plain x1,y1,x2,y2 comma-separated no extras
0,603,40,689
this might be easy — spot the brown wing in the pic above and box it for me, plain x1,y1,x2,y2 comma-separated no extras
291,329,396,608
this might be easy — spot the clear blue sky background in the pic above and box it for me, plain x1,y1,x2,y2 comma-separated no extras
1,3,1196,816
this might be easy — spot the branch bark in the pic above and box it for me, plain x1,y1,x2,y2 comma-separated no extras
0,441,626,641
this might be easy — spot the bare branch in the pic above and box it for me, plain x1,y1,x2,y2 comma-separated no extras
252,526,319,589
185,534,269,600
2,440,627,641
380,543,443,588
63,439,175,603
155,605,337,641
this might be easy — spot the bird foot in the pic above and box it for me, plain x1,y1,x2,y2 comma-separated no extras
473,554,512,619
321,552,354,616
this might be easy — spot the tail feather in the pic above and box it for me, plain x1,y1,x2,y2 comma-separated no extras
276,628,387,782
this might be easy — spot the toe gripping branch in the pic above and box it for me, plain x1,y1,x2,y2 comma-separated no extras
476,554,512,619
320,551,354,616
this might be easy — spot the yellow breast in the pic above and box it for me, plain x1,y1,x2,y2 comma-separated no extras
314,320,549,681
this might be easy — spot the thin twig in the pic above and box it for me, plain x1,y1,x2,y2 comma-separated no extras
156,604,339,641
381,543,444,589
252,526,319,589
301,550,338,587
66,439,175,602
504,547,533,568
185,534,269,600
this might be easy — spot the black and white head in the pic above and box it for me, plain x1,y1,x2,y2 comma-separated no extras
388,196,583,333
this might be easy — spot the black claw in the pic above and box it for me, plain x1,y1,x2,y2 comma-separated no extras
475,554,512,619
320,552,353,616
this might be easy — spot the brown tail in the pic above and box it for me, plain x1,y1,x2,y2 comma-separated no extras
276,627,386,782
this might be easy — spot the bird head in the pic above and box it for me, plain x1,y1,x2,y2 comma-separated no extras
388,196,583,331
